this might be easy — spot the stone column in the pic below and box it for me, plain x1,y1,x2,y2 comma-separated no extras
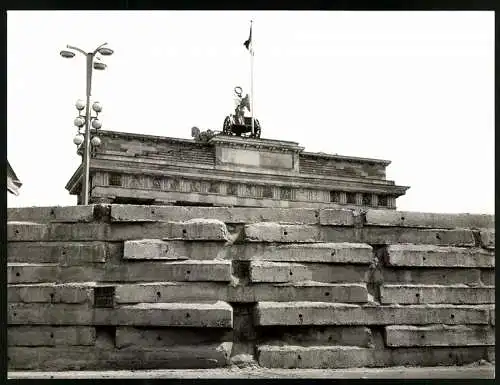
339,192,347,204
388,196,396,209
355,193,363,206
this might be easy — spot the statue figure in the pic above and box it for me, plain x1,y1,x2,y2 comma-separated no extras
191,126,218,142
222,86,261,138
234,86,251,126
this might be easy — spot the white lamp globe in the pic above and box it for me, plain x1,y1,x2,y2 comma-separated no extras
73,134,84,145
91,136,102,147
74,117,85,127
92,101,103,113
75,99,86,111
91,119,102,129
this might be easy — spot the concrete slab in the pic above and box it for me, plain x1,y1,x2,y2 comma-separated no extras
380,284,495,304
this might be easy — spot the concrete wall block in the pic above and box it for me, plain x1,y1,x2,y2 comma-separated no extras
8,303,94,325
320,227,475,246
8,242,108,265
365,210,495,229
59,260,232,283
8,343,232,370
380,284,495,305
8,264,60,284
8,283,94,303
244,223,320,243
480,230,495,250
254,302,489,326
124,239,187,260
259,326,373,347
8,223,49,241
386,245,494,268
486,347,495,363
257,344,489,369
111,205,319,224
115,282,227,303
318,209,355,226
383,268,482,285
258,345,373,369
7,205,96,224
226,243,373,264
115,327,233,348
385,325,495,347
249,261,312,283
95,302,233,328
8,326,96,346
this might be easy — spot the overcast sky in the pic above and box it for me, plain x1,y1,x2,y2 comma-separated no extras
7,11,494,214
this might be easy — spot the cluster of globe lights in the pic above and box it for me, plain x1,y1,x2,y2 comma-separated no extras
73,100,103,148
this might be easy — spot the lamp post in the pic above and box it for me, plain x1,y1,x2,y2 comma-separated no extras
60,43,113,205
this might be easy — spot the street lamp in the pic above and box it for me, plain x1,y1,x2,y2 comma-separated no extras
60,42,113,205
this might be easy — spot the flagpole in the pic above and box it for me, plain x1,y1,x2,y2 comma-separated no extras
250,20,254,137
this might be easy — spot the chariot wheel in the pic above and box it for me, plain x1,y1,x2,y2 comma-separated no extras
222,116,232,135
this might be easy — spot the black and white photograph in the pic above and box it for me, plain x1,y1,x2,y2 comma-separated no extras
6,10,495,379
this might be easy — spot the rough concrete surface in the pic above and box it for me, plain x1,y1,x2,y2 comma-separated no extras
8,365,495,379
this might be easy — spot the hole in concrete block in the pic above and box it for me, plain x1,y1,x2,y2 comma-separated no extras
423,257,426,261
50,209,55,216
50,333,54,338
62,250,66,256
151,209,155,214
415,293,420,298
186,313,191,318
94,286,115,308
297,355,302,360
450,314,455,319
289,271,293,276
420,335,425,339
156,291,161,298
325,292,330,297
328,336,332,341
186,270,191,275
15,230,19,234
400,216,405,221
331,251,336,256
284,231,288,236
436,233,441,240
182,229,187,236
157,335,162,341
298,314,303,318
13,312,17,317
15,272,20,277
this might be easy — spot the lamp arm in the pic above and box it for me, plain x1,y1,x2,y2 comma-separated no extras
93,42,108,54
66,45,87,56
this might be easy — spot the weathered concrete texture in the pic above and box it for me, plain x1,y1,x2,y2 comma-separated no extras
254,302,489,326
7,366,496,379
364,210,494,229
385,325,495,347
486,347,495,363
9,260,232,283
257,345,490,369
115,282,227,303
123,239,187,260
115,327,233,348
259,326,373,347
94,302,233,328
318,209,355,226
244,223,320,243
9,301,233,327
8,220,229,241
115,281,369,304
8,283,94,303
8,264,60,284
320,227,475,246
8,343,233,370
380,284,495,304
383,268,482,286
386,245,494,268
249,261,312,282
8,326,96,346
480,270,495,286
7,205,96,223
480,230,495,250
223,243,373,264
111,205,320,224
7,242,108,265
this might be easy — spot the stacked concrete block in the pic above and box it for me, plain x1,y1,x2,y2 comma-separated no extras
7,205,495,370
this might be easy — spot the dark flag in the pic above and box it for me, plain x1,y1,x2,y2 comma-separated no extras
244,23,252,52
